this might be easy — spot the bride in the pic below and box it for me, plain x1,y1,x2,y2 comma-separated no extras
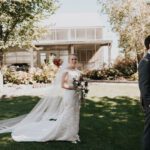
0,54,81,143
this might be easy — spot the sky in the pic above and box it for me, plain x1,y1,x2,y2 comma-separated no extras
54,0,120,62
58,0,100,13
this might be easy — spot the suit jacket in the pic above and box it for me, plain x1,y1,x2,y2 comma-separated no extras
138,53,150,110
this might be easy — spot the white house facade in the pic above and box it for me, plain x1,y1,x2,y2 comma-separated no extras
4,13,112,70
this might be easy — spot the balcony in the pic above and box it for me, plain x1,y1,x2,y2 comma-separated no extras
35,27,103,45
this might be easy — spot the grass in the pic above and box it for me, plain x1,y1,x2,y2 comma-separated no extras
0,96,144,150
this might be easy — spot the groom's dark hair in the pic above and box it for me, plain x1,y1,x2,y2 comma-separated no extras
145,35,150,50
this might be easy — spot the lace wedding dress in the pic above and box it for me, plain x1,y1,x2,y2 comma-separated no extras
0,61,81,142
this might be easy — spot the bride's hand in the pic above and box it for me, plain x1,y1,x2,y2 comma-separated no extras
62,84,77,90
68,86,78,90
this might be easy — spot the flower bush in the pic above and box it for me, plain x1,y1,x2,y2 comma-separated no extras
129,72,138,81
113,58,137,77
85,58,137,81
3,64,58,84
85,68,122,80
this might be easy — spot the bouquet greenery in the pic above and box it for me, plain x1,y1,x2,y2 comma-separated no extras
73,77,89,105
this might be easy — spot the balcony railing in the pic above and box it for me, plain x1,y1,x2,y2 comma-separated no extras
40,27,103,42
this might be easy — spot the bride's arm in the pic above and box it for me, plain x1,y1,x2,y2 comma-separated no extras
61,72,75,90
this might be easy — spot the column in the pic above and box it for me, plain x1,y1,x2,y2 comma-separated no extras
37,51,40,67
29,48,34,68
70,45,74,54
94,44,97,68
3,52,6,65
108,44,112,67
33,51,37,67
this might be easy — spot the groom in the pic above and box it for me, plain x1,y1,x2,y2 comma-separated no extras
138,35,150,150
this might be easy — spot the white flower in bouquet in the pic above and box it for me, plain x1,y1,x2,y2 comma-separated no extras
73,77,89,106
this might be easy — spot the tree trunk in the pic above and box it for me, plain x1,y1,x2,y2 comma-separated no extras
0,49,4,90
0,49,3,67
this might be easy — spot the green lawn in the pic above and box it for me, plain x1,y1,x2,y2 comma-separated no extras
0,96,144,150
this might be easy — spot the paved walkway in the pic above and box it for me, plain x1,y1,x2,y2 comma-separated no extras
0,84,50,98
88,82,139,98
0,83,140,98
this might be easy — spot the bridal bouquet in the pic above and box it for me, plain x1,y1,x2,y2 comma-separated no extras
73,77,89,105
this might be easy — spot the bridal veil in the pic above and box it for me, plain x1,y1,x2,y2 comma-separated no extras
0,57,68,134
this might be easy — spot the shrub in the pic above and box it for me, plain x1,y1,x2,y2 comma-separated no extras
3,64,58,84
85,68,122,80
129,72,139,81
113,58,137,77
84,57,138,81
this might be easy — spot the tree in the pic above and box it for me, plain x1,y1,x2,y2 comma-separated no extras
99,0,150,63
0,0,58,66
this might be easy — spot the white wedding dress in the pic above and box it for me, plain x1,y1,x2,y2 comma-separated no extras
0,61,81,142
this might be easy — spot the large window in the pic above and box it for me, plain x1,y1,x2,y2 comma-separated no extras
5,52,31,64
86,28,95,40
56,29,68,40
41,27,103,41
96,28,102,39
40,52,47,64
76,29,86,40
70,29,76,40
49,30,55,40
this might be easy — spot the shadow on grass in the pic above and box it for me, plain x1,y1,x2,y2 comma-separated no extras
0,96,40,120
0,96,144,150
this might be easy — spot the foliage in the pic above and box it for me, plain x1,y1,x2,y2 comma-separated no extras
0,0,57,50
129,72,139,81
85,68,122,80
85,57,137,80
114,57,137,77
2,64,58,84
99,0,150,62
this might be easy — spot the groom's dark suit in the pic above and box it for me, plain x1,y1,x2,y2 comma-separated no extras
138,53,150,150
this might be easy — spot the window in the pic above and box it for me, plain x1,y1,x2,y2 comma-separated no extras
86,28,95,40
49,30,55,40
96,28,102,39
76,29,86,40
40,53,47,64
56,29,68,40
70,29,75,40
